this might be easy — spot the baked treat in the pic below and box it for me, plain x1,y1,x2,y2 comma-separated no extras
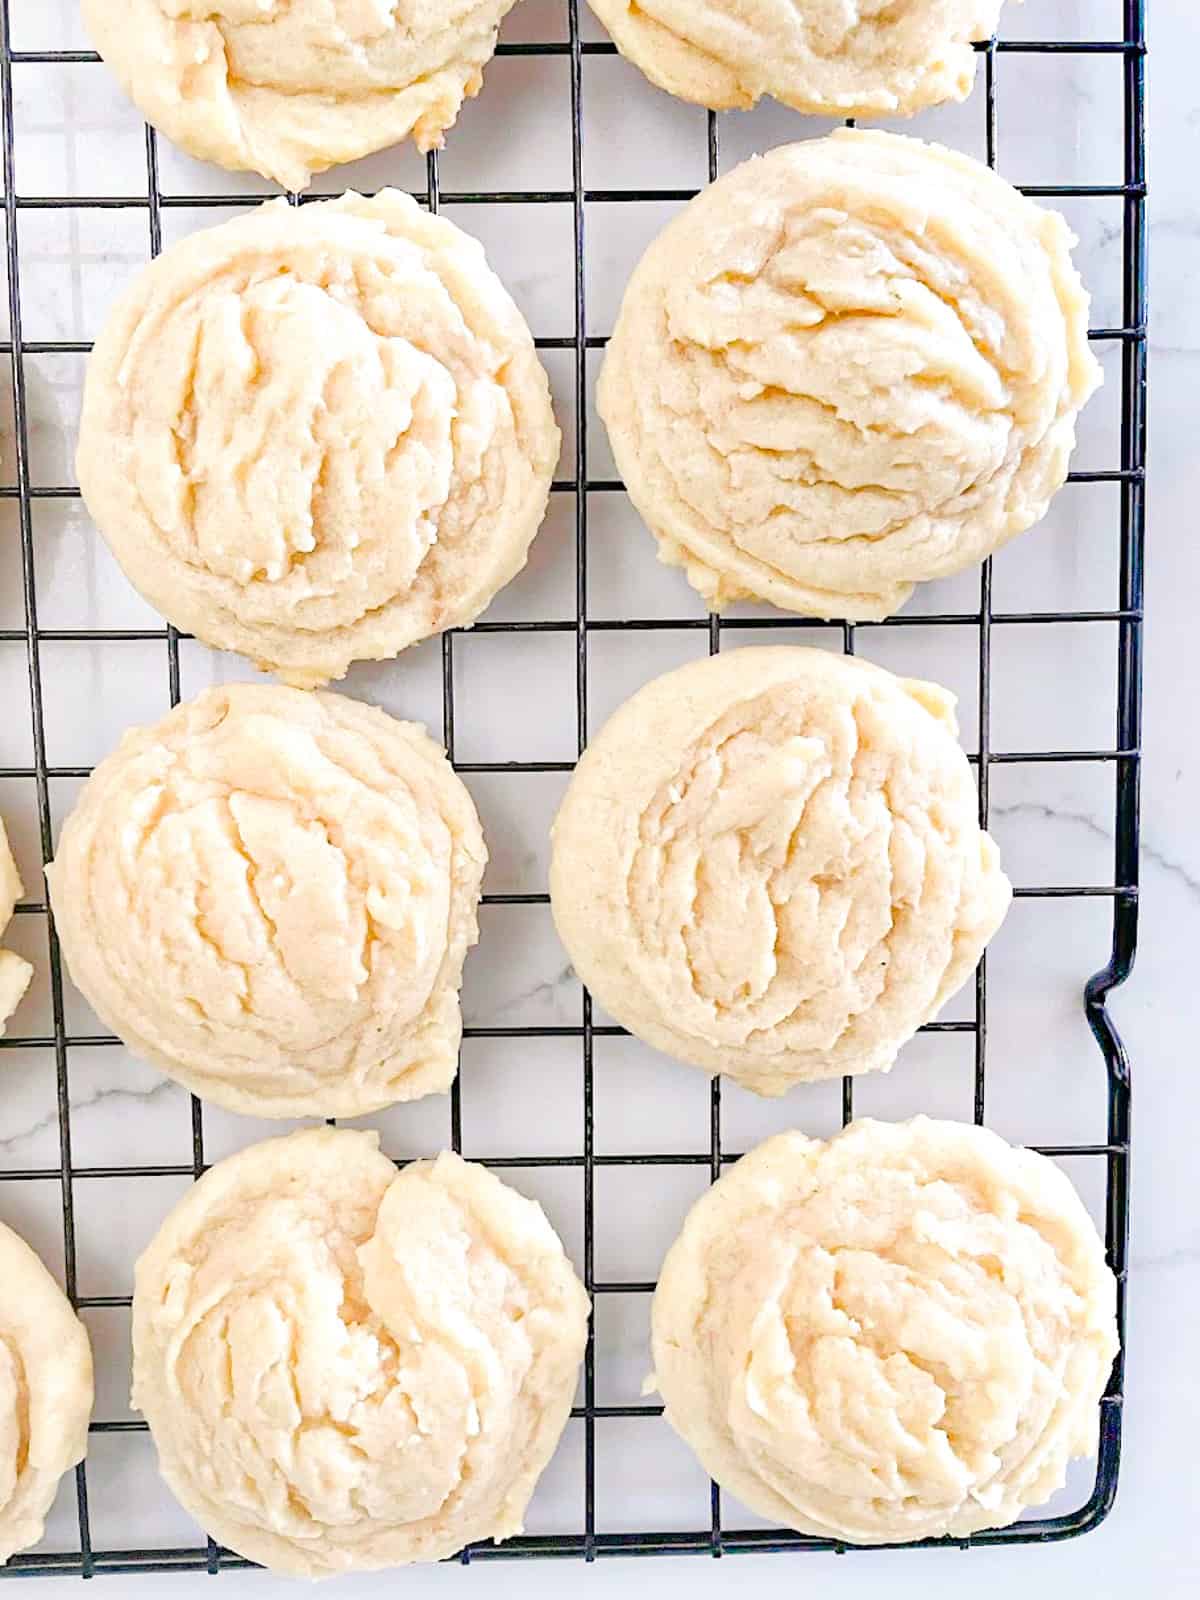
550,647,1010,1095
81,0,522,190
0,1220,94,1563
598,129,1101,620
77,192,559,687
588,0,1006,118
132,1128,589,1575
47,684,486,1119
0,819,33,1034
651,1117,1119,1544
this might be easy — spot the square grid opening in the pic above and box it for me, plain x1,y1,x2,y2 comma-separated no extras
0,0,1143,1576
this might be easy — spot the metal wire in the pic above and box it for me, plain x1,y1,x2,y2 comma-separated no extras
0,0,1143,1574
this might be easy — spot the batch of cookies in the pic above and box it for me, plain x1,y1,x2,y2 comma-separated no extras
0,0,1119,1580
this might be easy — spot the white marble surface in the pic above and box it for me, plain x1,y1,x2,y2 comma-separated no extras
0,0,1194,1594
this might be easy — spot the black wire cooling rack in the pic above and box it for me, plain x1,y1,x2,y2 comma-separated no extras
0,0,1144,1577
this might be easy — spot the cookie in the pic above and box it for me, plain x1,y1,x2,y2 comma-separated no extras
549,646,1010,1094
598,130,1101,620
0,1221,93,1563
77,192,559,687
0,819,33,1035
588,0,1006,117
82,0,522,190
651,1117,1119,1543
132,1128,589,1575
47,684,486,1119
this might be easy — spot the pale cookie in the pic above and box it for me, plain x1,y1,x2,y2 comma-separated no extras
77,192,559,687
47,684,486,1119
588,0,1007,117
550,647,1010,1095
133,1127,590,1576
0,1220,93,1563
651,1117,1119,1544
81,0,523,190
0,819,33,1035
598,130,1101,620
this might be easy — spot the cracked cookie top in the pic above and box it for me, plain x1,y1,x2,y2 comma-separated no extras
550,646,1010,1094
47,683,486,1118
650,1117,1118,1543
598,130,1100,620
0,1221,93,1563
132,1128,589,1574
82,0,523,189
78,192,559,686
588,0,1008,118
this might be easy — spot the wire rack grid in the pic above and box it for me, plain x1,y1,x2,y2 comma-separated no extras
0,0,1144,1578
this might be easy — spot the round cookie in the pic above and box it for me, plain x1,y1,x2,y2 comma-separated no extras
598,129,1101,621
47,684,486,1119
549,646,1010,1095
81,0,523,190
132,1127,590,1575
651,1117,1119,1544
77,192,559,687
0,1221,93,1563
588,0,1006,118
